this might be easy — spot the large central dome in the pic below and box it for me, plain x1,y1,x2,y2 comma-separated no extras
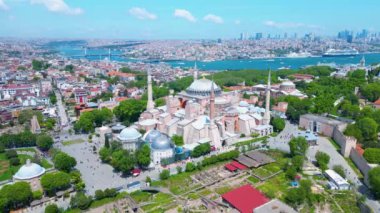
186,78,222,96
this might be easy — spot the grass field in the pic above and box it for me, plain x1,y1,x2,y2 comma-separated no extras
256,172,289,199
62,138,85,146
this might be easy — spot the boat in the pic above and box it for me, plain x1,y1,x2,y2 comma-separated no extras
322,48,359,57
285,51,312,58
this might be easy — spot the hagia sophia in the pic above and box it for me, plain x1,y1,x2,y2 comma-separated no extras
103,66,275,165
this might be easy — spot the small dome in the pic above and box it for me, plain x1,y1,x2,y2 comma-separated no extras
117,127,141,142
144,130,162,143
151,134,173,150
186,78,222,96
281,81,295,87
14,159,45,180
112,123,126,131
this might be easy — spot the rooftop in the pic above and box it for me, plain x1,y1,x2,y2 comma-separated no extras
222,184,269,213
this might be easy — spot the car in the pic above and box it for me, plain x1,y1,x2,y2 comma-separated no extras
132,169,141,177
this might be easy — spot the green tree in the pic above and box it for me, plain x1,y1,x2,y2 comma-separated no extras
99,147,112,163
36,134,54,151
286,166,297,180
289,137,308,157
369,167,380,198
136,144,151,168
344,124,363,142
45,204,60,213
0,181,32,209
315,151,330,171
95,190,105,200
191,143,211,158
271,117,285,132
41,172,71,196
356,117,378,146
53,152,77,172
333,165,346,178
159,169,170,180
363,148,380,164
70,192,92,210
291,155,304,172
172,135,184,146
114,99,146,124
185,162,196,172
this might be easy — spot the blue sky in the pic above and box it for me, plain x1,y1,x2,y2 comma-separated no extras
0,0,379,39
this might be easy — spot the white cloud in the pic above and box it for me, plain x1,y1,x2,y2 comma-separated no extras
234,20,241,25
174,9,196,22
31,0,83,15
264,20,320,29
129,7,157,20
203,14,223,24
0,0,9,10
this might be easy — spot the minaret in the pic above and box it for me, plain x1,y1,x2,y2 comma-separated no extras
210,80,215,120
147,70,155,111
263,69,271,125
208,79,222,149
193,62,198,80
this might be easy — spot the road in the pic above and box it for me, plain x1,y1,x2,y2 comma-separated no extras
55,90,69,131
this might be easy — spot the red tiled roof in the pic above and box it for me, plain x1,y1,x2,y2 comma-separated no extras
231,161,248,170
222,184,269,213
374,99,380,105
225,163,238,172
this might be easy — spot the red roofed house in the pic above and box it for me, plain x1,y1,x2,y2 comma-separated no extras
374,98,380,109
108,71,136,82
222,184,269,213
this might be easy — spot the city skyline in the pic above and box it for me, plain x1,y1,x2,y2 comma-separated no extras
0,0,379,39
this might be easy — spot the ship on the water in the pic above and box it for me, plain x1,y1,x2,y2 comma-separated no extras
322,48,359,57
285,51,313,58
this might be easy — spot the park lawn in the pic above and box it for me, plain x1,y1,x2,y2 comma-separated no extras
330,191,360,213
247,176,260,184
14,147,37,152
151,172,194,195
40,159,53,169
130,191,153,203
214,186,233,195
252,167,273,179
256,173,289,199
261,162,282,173
62,138,85,146
141,193,174,212
0,153,24,181
89,192,128,209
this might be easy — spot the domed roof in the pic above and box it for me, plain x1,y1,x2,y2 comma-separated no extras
186,78,222,96
143,129,162,143
14,159,45,180
112,123,126,131
117,127,141,142
151,134,173,150
281,81,295,87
